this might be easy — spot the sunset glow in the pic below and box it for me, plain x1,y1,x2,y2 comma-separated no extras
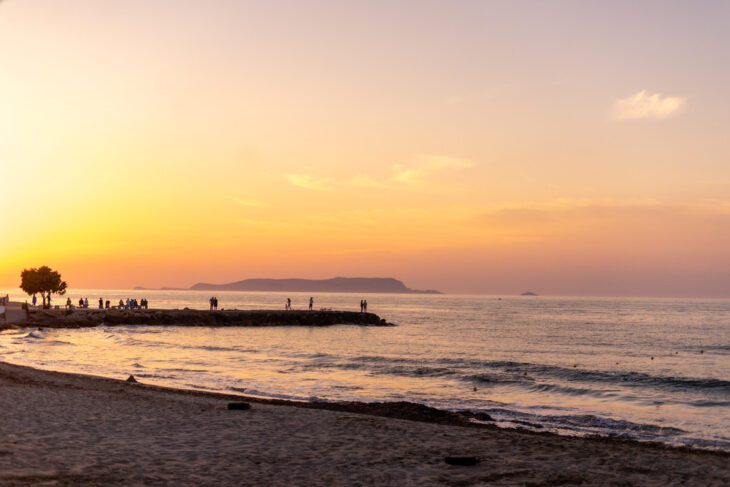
2,1,729,296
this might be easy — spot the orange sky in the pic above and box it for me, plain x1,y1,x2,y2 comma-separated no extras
2,1,730,296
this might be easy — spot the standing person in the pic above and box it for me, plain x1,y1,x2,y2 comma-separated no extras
98,298,103,309
32,294,37,307
309,297,314,311
214,297,219,310
209,297,214,310
105,300,110,309
286,298,291,310
84,297,89,309
360,300,364,312
66,297,72,309
364,299,368,312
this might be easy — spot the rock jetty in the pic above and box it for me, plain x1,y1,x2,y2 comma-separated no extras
11,308,395,329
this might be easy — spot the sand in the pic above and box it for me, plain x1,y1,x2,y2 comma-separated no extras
0,362,728,486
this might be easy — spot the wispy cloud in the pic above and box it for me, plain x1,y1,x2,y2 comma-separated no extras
612,90,686,120
283,155,476,191
391,156,475,185
284,173,335,191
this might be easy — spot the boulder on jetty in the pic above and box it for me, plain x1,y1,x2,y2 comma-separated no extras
22,308,395,329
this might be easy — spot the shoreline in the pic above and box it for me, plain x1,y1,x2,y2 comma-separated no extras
1,361,728,485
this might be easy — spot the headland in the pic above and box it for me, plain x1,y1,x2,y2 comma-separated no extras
137,277,442,294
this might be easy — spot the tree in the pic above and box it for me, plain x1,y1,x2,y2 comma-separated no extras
20,266,67,308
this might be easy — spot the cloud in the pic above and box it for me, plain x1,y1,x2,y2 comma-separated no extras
612,90,686,120
283,155,476,191
391,156,475,185
284,173,334,191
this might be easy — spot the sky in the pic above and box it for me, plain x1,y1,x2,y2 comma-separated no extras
1,0,730,296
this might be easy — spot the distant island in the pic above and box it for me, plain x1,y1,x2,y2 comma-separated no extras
136,277,442,294
520,291,539,296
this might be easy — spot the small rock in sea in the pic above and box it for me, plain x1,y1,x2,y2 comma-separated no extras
700,350,704,354
126,375,138,383
227,402,252,411
473,387,477,392
444,456,480,466
651,357,654,360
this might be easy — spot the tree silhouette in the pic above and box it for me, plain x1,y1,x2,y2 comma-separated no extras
20,266,67,308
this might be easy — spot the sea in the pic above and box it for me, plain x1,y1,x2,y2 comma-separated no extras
1,289,729,451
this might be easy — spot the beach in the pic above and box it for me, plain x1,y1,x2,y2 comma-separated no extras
2,292,729,450
1,361,728,486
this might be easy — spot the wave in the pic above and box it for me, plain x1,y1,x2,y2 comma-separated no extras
527,383,620,398
297,354,730,397
483,407,687,436
102,334,261,354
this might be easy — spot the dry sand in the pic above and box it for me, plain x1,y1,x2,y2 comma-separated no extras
0,361,728,486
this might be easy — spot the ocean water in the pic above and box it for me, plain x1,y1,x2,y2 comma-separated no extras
1,289,729,450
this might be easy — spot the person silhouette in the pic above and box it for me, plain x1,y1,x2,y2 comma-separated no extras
286,298,291,310
309,297,314,311
99,298,103,309
364,299,368,312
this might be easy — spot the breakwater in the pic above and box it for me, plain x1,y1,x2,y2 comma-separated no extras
11,308,394,329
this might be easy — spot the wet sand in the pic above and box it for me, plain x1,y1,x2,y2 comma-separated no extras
0,361,728,486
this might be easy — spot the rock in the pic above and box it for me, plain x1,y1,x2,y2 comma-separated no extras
444,456,480,466
467,412,494,422
126,375,138,383
227,402,251,411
